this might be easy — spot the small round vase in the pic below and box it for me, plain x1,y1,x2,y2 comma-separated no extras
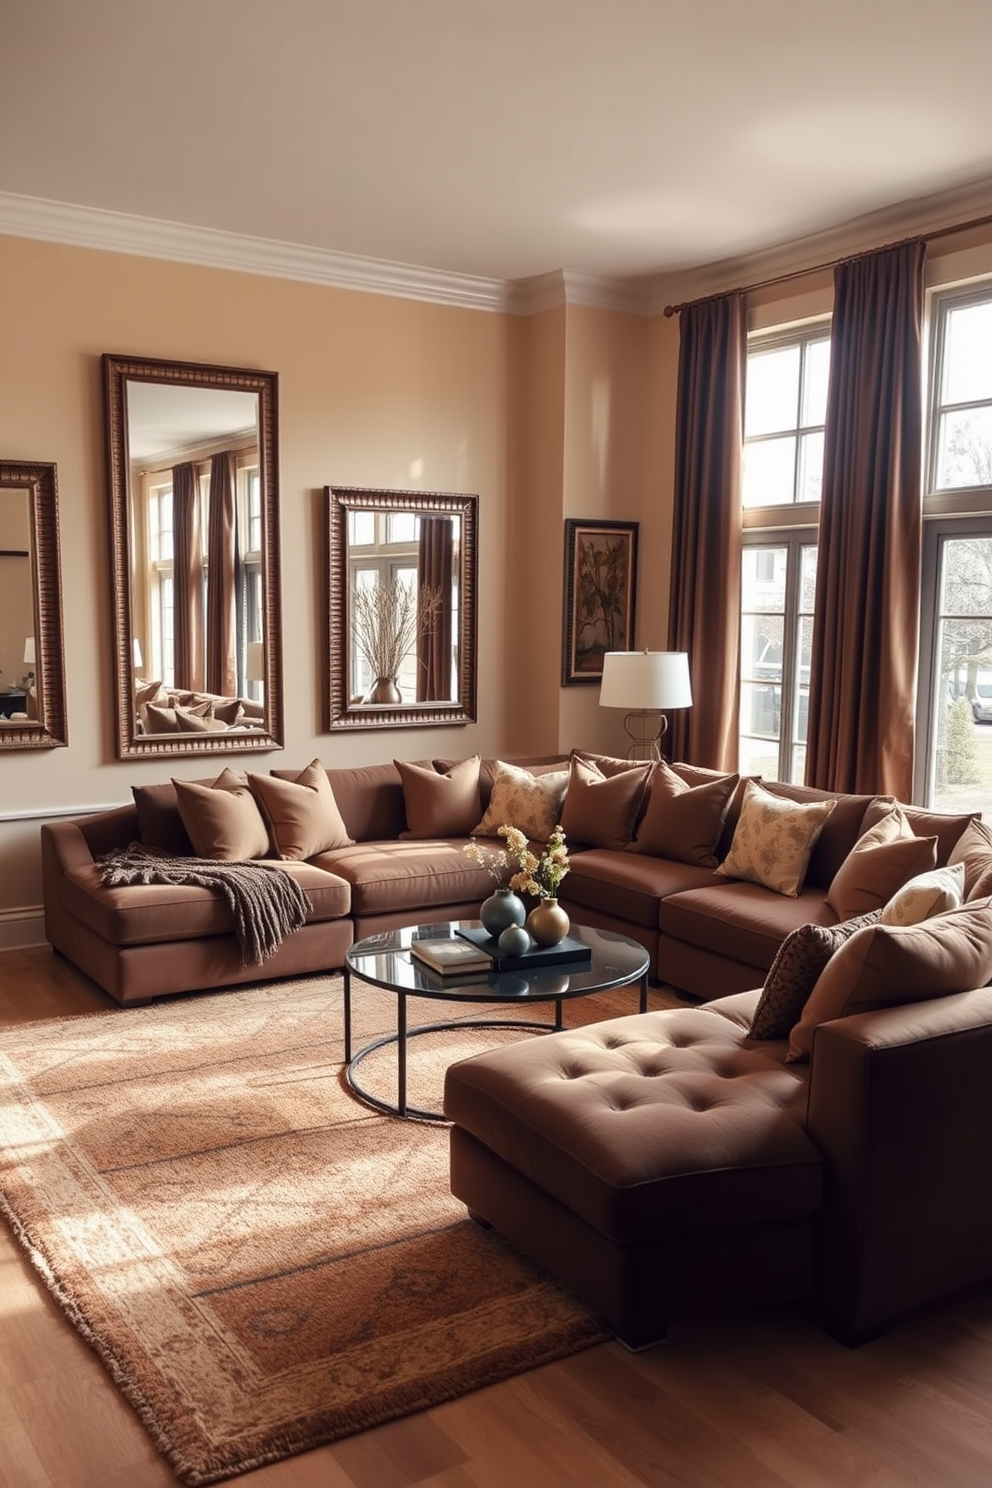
526,897,570,947
480,887,526,938
365,676,402,705
497,923,531,958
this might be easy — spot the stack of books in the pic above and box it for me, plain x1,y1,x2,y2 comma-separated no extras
409,937,494,977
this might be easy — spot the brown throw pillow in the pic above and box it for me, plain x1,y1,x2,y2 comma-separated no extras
471,760,569,841
949,816,992,899
749,910,883,1040
628,759,738,867
787,897,992,1062
395,756,483,838
248,760,353,861
173,768,271,861
558,755,652,850
715,780,835,896
826,807,938,920
132,781,196,855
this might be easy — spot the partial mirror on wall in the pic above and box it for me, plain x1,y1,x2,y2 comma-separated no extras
0,461,67,751
103,355,283,758
325,486,478,730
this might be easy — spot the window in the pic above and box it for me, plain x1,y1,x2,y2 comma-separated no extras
738,324,829,780
347,510,421,703
917,284,992,814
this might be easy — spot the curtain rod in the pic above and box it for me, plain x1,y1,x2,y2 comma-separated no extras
662,206,992,318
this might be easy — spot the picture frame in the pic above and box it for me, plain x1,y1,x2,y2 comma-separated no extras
562,519,638,685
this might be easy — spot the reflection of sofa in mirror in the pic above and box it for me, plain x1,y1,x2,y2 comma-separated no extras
135,682,266,737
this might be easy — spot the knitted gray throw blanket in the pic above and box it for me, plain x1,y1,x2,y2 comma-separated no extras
99,844,313,966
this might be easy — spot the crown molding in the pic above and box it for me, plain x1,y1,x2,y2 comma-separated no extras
508,269,652,316
0,192,511,313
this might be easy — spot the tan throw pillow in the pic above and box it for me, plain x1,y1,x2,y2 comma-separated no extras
949,816,992,899
471,760,569,841
558,755,652,850
173,768,271,861
174,706,228,733
248,760,353,861
395,755,482,838
628,759,739,867
715,780,836,897
787,898,992,1061
826,807,938,919
879,863,965,927
749,910,883,1040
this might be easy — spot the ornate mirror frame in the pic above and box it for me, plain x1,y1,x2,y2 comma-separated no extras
104,354,283,758
0,461,68,751
326,485,478,731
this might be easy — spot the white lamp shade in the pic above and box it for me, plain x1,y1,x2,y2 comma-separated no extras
23,637,35,667
599,651,692,711
246,641,265,683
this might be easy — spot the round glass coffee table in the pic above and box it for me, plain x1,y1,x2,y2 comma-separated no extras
343,920,650,1121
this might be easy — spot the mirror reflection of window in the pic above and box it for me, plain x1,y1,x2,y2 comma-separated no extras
348,512,420,703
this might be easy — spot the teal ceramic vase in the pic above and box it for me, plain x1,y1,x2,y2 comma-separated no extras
480,887,526,938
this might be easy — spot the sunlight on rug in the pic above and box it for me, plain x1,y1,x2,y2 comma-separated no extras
0,977,677,1483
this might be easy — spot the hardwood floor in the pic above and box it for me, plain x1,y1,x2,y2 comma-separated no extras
3,947,992,1488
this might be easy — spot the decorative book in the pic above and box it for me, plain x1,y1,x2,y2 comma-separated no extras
409,937,494,976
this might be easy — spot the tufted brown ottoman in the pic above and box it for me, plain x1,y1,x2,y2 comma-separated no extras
444,1002,823,1347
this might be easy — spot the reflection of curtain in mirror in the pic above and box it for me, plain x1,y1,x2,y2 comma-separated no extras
206,452,238,697
172,462,204,691
416,516,453,701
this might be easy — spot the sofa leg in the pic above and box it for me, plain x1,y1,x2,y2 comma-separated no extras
615,1323,669,1352
468,1209,493,1230
817,1315,888,1349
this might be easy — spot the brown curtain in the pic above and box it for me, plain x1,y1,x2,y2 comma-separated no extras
171,462,203,691
417,517,453,701
805,241,925,798
206,451,238,697
666,292,746,769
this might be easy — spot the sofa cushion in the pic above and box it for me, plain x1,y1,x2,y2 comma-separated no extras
879,863,965,927
471,760,569,841
660,881,838,973
443,1007,822,1245
788,897,992,1061
309,839,494,917
249,759,353,860
627,759,738,867
826,807,938,919
558,755,651,850
948,816,992,899
563,849,720,930
716,781,836,897
749,910,883,1040
173,769,271,861
396,755,483,838
61,859,351,946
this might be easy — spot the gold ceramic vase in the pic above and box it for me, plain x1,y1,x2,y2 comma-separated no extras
526,897,570,947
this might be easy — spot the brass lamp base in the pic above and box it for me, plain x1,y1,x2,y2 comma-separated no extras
622,710,669,762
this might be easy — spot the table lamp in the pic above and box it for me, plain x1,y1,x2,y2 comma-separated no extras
599,650,692,761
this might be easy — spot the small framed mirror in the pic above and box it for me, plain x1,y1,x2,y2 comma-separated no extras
104,354,283,758
0,460,67,751
326,485,478,730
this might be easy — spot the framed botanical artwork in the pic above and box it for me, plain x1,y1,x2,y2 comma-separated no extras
562,518,638,685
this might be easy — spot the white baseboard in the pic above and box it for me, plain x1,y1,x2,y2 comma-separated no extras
0,907,46,951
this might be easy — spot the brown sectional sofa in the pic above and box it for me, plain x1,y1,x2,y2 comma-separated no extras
42,750,979,1007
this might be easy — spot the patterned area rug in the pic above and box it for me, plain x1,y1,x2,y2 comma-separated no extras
0,975,662,1484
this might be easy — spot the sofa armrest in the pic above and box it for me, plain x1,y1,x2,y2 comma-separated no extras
806,987,992,1341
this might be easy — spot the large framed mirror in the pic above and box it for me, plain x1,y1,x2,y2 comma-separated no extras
0,461,68,750
326,485,478,730
104,354,282,758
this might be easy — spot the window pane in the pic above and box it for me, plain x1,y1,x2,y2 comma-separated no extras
742,545,786,611
799,545,818,610
926,534,992,817
934,407,992,490
742,436,797,508
797,430,824,503
739,735,780,778
801,338,831,425
386,513,418,544
349,511,375,546
941,535,992,617
942,301,992,405
744,344,800,436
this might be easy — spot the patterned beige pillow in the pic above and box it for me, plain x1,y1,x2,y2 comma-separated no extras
879,862,964,926
471,760,569,842
715,780,836,896
749,910,882,1040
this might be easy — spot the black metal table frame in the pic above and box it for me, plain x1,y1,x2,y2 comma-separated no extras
343,940,649,1123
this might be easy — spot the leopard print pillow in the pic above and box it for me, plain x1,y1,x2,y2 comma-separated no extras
749,909,882,1040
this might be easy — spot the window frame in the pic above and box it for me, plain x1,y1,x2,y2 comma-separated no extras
740,526,817,782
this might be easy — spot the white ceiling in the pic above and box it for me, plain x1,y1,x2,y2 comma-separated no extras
4,0,992,288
